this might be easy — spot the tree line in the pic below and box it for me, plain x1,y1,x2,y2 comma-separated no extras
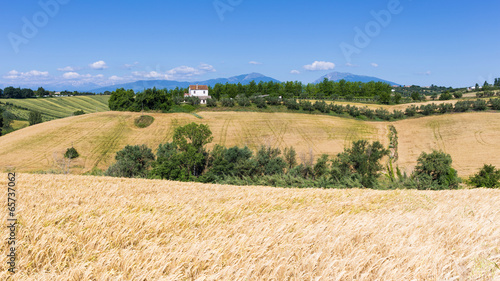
0,86,98,99
104,123,489,190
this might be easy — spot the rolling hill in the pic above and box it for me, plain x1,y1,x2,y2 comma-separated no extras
1,111,499,176
0,95,110,120
315,71,400,86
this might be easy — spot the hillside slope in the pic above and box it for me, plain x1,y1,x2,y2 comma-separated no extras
0,95,110,120
0,111,499,175
0,174,498,279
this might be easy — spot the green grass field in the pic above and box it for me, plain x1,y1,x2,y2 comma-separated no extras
0,95,110,120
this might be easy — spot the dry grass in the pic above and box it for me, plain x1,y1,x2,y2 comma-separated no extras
0,173,499,280
0,111,500,176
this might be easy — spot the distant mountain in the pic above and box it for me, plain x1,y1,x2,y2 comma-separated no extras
90,73,280,93
314,72,400,86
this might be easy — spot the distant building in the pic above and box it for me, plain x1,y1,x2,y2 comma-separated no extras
184,85,211,104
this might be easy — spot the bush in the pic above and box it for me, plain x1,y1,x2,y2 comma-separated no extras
28,111,43,125
300,100,313,112
473,99,487,111
134,115,155,128
332,140,389,188
375,108,391,120
439,92,453,100
206,98,217,107
185,96,200,106
73,110,85,116
468,164,500,188
64,147,80,159
490,98,500,110
453,92,463,99
221,98,235,107
266,96,281,106
454,100,472,112
106,145,155,178
391,110,405,120
284,99,299,110
405,105,418,117
412,150,460,189
236,97,251,107
253,97,267,108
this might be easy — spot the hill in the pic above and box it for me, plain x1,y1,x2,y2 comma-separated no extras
0,95,110,120
90,73,280,93
1,111,499,175
1,173,498,279
315,71,400,86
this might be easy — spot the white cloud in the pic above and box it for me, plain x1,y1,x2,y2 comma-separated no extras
345,62,358,67
63,72,81,79
249,61,262,65
290,70,300,74
371,63,379,68
123,62,139,69
303,61,335,71
132,63,216,81
57,66,77,72
89,60,108,70
4,70,49,79
109,75,124,81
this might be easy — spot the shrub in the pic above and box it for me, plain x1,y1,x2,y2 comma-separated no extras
64,147,79,159
284,99,299,110
453,92,463,99
405,105,418,117
454,101,471,112
185,96,200,106
421,104,437,116
391,110,405,120
490,98,500,110
73,110,85,116
206,98,217,107
439,92,453,100
253,97,267,108
438,103,453,114
375,108,391,120
266,96,281,106
29,111,43,125
473,99,487,111
411,92,421,101
106,145,155,178
332,140,389,188
134,115,154,128
221,98,235,107
412,150,460,189
299,100,313,112
468,164,500,188
236,97,251,107
313,101,327,113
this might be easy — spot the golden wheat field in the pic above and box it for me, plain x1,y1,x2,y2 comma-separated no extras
0,173,499,280
1,111,500,176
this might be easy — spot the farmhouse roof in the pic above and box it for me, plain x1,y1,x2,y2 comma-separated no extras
189,85,208,90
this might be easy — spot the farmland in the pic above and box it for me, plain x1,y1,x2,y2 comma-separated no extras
0,173,498,280
0,95,110,120
0,111,499,176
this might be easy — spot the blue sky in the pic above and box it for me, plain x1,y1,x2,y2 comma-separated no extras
1,0,499,89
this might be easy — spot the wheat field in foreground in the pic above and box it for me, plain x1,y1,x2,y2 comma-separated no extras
1,174,499,280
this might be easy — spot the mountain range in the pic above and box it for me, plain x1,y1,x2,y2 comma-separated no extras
314,72,400,86
90,73,280,93
0,72,400,93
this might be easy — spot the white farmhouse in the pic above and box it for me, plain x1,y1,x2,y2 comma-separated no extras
184,84,211,104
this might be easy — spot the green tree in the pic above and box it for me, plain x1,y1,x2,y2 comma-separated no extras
106,145,155,178
378,91,391,104
412,150,460,189
28,111,43,125
392,92,402,104
64,147,80,159
173,123,213,153
108,88,135,111
333,140,389,188
469,164,500,188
